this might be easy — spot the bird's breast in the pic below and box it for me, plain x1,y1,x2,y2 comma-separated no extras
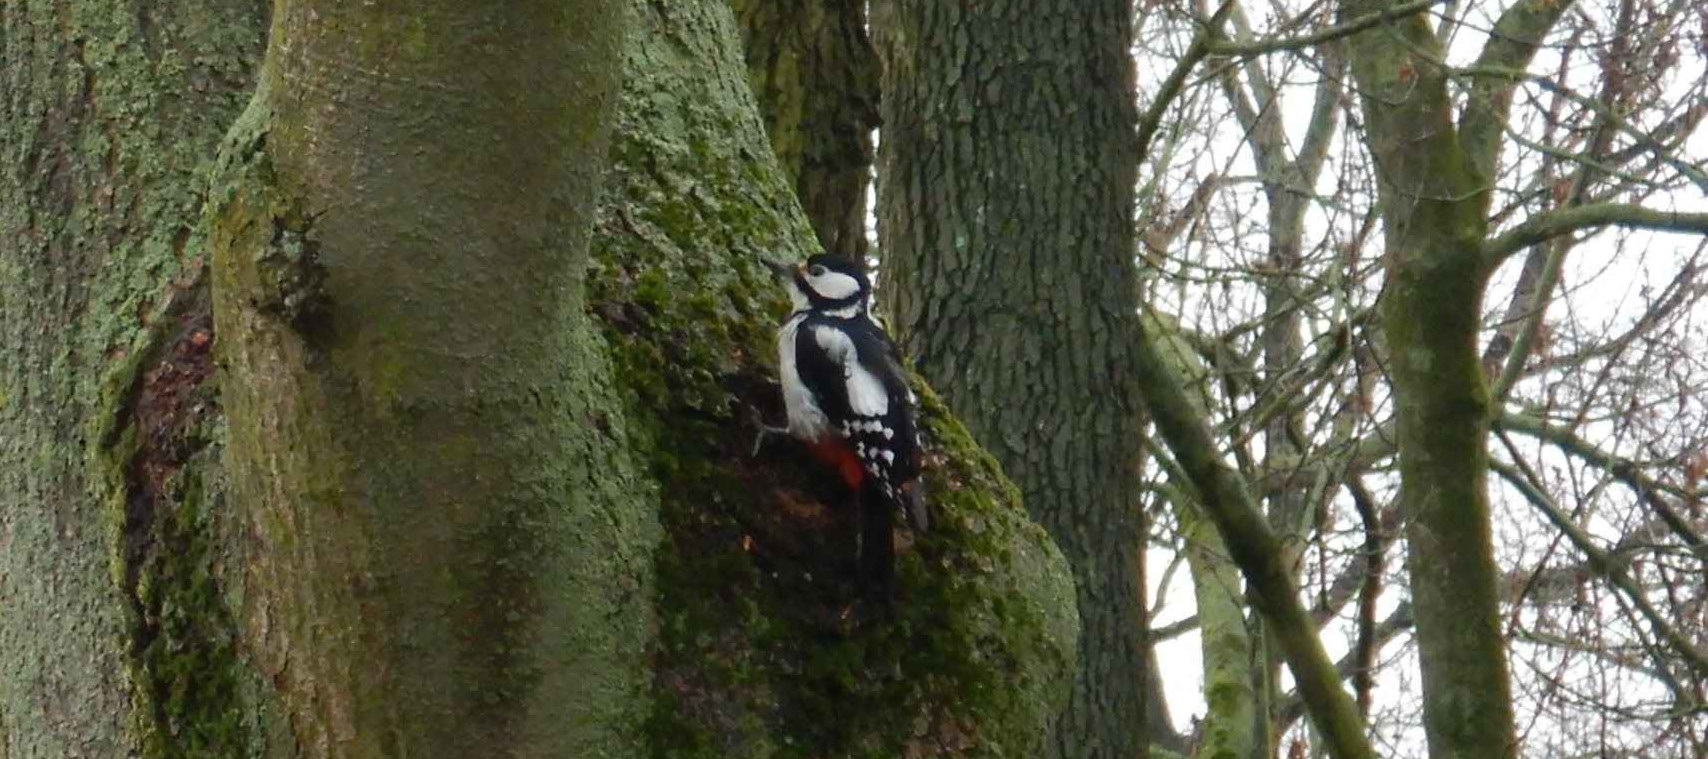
777,315,830,441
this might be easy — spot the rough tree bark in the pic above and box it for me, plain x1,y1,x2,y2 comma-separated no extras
872,1,1150,757
0,2,268,756
1,0,1080,756
734,0,880,262
607,2,1079,756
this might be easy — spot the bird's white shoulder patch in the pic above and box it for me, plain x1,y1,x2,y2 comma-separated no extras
812,325,889,417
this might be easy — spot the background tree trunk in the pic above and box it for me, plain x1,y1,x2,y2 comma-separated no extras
734,0,880,263
873,2,1150,757
1208,27,1347,759
1340,5,1524,758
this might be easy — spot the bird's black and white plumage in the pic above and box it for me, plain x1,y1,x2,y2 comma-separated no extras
762,253,926,593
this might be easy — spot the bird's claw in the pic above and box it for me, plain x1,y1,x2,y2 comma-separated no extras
750,424,789,457
747,407,788,456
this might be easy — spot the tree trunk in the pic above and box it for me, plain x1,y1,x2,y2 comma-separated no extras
600,1,1080,756
208,1,649,756
873,2,1149,757
1,0,1081,756
1340,7,1517,759
0,1,267,756
1147,314,1261,759
734,0,880,262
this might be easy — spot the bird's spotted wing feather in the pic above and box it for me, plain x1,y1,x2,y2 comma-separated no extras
798,320,918,496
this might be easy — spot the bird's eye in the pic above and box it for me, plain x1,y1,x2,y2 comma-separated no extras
808,265,828,277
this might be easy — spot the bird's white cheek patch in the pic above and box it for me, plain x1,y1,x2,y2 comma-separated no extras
809,271,861,301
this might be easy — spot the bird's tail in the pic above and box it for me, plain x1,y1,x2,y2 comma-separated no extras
857,480,928,597
858,481,897,596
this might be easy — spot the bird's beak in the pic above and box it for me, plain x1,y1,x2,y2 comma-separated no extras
760,258,798,279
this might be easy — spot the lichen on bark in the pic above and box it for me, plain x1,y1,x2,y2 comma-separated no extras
0,1,267,755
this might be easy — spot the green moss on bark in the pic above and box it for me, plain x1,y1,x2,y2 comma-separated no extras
632,378,1077,759
0,1,265,754
209,3,653,757
1342,5,1519,758
589,0,1080,755
91,269,256,759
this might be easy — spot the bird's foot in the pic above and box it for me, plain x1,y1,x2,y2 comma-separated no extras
748,408,790,456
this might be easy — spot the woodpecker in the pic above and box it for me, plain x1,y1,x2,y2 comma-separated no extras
759,254,927,594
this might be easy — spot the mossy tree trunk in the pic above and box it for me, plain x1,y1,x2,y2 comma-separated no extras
207,1,651,757
601,1,1080,756
0,1,267,756
1347,33,1514,759
733,0,880,263
1338,1,1573,757
2,0,1081,756
1148,315,1260,759
872,2,1149,757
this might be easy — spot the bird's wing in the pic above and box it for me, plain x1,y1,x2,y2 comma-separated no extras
861,325,916,406
842,320,921,477
793,321,849,422
803,322,890,420
800,319,926,527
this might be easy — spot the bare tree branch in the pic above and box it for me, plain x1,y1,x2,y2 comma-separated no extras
1482,204,1708,266
1133,313,1377,759
1496,412,1708,555
1204,0,1445,57
1459,0,1580,176
1493,434,1708,684
1137,1,1235,163
1451,64,1708,193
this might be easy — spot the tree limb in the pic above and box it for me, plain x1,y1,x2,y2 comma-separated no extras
1458,0,1579,177
1495,412,1707,555
1482,203,1708,266
1450,64,1708,194
1136,0,1234,162
1205,0,1444,58
1491,434,1708,683
1276,603,1415,729
1133,315,1377,759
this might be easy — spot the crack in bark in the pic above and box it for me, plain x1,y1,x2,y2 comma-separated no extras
103,269,226,753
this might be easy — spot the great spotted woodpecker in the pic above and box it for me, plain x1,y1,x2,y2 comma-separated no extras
759,254,927,593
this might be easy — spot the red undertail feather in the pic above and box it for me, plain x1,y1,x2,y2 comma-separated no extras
808,438,865,490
